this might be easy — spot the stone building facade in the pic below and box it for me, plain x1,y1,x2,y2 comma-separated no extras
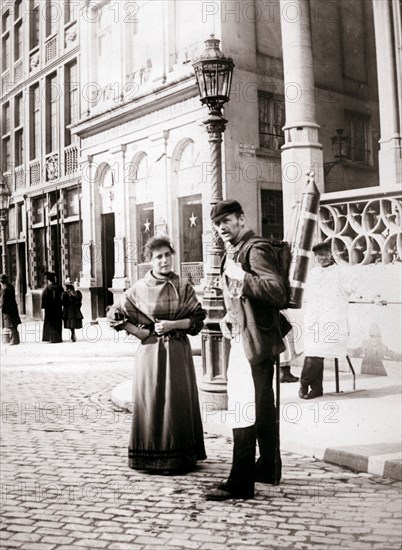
1,0,401,356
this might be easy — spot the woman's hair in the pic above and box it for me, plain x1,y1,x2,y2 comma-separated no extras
143,236,175,262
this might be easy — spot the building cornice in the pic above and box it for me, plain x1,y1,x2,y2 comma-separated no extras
72,76,199,140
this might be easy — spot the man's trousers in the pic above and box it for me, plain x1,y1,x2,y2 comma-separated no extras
226,359,281,497
300,356,324,392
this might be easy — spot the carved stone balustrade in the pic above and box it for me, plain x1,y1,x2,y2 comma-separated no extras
319,193,402,265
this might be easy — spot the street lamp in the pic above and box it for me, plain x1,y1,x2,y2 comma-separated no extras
193,36,234,407
324,129,349,176
0,177,11,273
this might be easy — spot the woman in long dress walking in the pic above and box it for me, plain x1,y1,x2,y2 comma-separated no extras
41,272,63,343
108,236,206,473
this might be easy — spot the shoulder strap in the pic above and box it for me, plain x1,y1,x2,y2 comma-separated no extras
238,237,275,273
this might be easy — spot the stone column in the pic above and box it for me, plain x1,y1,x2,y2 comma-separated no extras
279,0,324,233
372,0,402,187
110,145,130,297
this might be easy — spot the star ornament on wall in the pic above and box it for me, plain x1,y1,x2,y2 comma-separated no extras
143,219,151,232
189,212,197,227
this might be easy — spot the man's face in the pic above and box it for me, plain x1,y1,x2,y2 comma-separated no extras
315,251,333,267
213,213,245,243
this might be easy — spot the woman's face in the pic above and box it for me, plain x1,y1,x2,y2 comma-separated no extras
150,246,173,277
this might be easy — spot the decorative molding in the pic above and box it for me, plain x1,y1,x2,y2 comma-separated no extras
80,96,201,150
46,155,59,181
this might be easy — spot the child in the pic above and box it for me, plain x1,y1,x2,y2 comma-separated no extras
62,278,83,342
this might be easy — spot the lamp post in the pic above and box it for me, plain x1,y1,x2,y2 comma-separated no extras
324,129,349,176
0,177,11,274
193,35,234,407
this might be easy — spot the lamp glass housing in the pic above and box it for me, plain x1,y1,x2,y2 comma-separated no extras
193,36,234,113
331,129,348,160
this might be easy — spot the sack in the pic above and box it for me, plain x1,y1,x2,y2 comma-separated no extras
238,237,292,309
240,298,288,365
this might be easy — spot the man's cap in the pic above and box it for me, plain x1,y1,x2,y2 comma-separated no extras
312,241,332,253
0,274,8,283
211,199,243,223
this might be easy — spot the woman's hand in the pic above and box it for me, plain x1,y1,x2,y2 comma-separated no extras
154,319,175,335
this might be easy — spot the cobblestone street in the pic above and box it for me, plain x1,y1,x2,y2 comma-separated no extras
1,353,401,550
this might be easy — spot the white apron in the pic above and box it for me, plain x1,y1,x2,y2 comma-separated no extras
221,315,256,429
303,264,355,358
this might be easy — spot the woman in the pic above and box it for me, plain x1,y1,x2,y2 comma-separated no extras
62,279,83,342
108,236,207,473
41,271,63,343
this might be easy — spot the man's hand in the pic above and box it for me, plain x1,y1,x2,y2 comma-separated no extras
225,259,246,281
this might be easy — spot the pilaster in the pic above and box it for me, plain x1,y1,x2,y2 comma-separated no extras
150,130,170,238
372,0,402,187
279,0,324,233
110,144,130,291
79,154,95,288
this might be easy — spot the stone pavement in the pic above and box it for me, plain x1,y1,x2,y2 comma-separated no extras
1,341,402,550
112,352,402,483
2,318,402,484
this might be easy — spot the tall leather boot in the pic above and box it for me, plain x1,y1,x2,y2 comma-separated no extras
252,360,281,484
206,425,256,500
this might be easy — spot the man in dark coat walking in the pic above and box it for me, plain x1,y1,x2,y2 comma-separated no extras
0,274,21,345
205,200,291,500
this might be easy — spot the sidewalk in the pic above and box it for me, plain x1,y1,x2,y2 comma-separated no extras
2,320,401,482
0,318,141,361
111,355,402,483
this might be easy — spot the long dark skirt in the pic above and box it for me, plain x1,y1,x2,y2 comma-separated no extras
42,310,63,343
64,318,83,329
128,334,206,471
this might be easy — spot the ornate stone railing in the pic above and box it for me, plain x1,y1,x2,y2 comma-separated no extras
29,161,41,186
65,145,78,175
319,191,402,265
15,165,25,189
45,35,57,63
181,262,204,286
1,70,10,95
14,60,23,83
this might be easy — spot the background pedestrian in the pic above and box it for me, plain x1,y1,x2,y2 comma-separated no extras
0,274,21,345
299,242,355,399
41,271,63,343
62,278,83,342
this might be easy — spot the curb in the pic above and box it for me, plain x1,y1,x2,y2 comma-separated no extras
110,378,402,483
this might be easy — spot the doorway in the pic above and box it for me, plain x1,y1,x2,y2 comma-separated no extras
101,212,115,314
18,243,27,314
179,195,203,286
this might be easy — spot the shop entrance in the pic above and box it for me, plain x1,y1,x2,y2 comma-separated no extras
101,212,115,314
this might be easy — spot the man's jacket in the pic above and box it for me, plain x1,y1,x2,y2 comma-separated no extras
222,230,292,365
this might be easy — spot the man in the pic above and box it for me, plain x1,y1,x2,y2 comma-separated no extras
0,274,21,345
205,200,290,501
299,241,355,399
